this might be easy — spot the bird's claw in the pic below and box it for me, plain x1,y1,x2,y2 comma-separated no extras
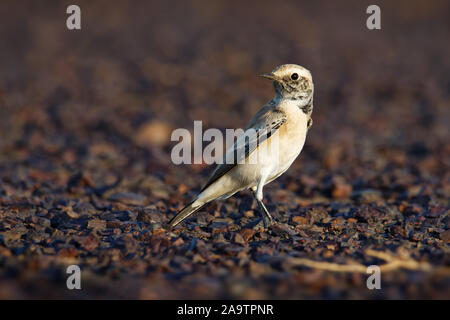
262,216,277,229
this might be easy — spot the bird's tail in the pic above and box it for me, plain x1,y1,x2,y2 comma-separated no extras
168,199,205,229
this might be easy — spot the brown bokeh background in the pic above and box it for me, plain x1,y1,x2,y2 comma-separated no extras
0,0,449,299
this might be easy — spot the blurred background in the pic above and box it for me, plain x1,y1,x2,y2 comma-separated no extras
0,0,448,299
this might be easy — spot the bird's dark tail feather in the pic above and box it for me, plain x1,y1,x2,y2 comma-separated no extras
168,200,205,229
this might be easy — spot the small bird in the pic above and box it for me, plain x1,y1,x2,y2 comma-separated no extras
169,64,314,228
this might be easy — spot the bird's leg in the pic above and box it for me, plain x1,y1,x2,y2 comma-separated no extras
252,183,275,227
256,197,274,225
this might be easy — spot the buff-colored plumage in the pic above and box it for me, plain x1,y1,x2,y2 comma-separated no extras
169,64,314,228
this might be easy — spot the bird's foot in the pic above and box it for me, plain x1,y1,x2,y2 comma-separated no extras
262,216,277,229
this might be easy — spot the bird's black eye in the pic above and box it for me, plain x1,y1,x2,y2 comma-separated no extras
291,73,299,80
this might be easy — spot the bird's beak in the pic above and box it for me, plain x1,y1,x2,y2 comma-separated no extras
259,73,276,80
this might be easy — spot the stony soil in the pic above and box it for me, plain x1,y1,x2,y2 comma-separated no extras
0,1,449,299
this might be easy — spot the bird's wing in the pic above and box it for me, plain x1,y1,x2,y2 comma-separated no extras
199,102,286,193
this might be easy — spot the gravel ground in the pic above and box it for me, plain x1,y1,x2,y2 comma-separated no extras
0,0,449,299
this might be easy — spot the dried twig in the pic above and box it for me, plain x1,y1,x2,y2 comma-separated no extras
289,258,367,273
289,249,450,275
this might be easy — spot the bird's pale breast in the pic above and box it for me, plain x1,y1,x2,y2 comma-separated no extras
266,100,308,183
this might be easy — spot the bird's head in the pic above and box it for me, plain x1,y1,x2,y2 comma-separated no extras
260,64,313,102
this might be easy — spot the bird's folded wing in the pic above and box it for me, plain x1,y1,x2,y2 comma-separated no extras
200,108,287,193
